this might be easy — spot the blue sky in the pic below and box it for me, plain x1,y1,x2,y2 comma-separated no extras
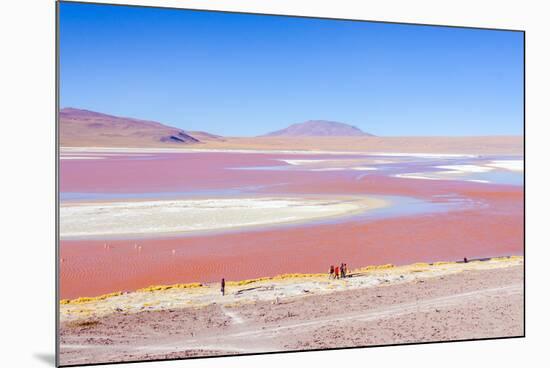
59,2,524,136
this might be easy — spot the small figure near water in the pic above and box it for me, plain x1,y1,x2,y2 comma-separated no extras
221,278,225,296
329,265,334,279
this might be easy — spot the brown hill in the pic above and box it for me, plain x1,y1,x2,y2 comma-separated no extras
59,108,205,147
186,131,225,142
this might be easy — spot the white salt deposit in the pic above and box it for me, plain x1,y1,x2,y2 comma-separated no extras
486,160,523,172
60,197,386,238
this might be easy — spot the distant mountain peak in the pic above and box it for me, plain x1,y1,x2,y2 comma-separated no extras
262,120,374,137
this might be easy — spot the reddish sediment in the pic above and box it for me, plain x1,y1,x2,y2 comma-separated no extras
59,152,523,299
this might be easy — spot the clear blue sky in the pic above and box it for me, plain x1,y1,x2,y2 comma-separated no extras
59,2,524,136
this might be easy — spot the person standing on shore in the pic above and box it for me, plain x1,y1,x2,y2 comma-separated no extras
335,265,340,279
340,263,346,278
329,265,334,279
221,278,225,296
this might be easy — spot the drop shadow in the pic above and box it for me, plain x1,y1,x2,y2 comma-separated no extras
33,353,56,366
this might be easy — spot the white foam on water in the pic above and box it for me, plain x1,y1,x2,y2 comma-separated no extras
435,165,494,173
278,159,331,165
310,167,378,171
395,171,490,183
369,152,478,158
394,173,443,181
486,160,523,172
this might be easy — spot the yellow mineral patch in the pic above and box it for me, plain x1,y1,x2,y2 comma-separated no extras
432,261,454,266
354,264,395,273
227,277,271,286
67,319,100,328
226,273,326,287
412,263,430,267
136,283,203,293
409,263,430,272
491,256,520,262
272,273,326,280
60,291,124,305
142,301,160,308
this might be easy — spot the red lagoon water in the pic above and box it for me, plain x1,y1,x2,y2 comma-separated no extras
59,152,524,299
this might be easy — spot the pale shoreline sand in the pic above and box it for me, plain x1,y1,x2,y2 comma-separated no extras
59,256,523,365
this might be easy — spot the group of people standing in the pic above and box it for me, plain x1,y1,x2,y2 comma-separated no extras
328,263,349,279
219,262,351,296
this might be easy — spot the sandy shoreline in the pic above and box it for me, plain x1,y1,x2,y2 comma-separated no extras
59,256,523,365
60,135,524,155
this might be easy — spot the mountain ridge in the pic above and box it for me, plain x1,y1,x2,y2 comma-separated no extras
262,120,374,137
59,107,207,146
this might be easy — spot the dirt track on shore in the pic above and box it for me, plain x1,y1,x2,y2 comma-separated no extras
59,263,523,365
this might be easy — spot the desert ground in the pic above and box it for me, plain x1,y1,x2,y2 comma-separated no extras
183,135,523,155
59,256,523,366
60,135,523,155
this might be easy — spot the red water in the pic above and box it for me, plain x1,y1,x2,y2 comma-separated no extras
59,152,524,299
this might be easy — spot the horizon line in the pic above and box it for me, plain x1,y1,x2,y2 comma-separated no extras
59,106,524,138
